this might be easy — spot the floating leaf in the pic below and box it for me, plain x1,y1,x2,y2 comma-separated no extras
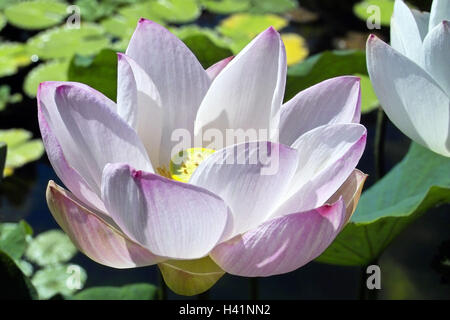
32,264,87,299
27,24,109,60
5,0,69,30
24,60,69,97
74,283,158,300
17,259,34,277
0,0,24,10
0,13,6,31
158,256,225,296
353,0,394,27
101,3,164,40
249,0,298,14
281,33,309,66
357,73,379,113
181,33,233,68
317,143,450,266
25,230,77,267
74,0,118,21
218,13,288,52
0,222,30,261
149,0,201,24
0,85,22,111
0,250,37,300
0,129,45,176
0,43,32,78
68,49,117,101
200,0,251,14
285,50,378,114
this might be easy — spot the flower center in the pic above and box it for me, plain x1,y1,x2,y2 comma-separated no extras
158,148,216,183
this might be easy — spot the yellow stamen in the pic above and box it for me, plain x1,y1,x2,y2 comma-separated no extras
169,148,216,183
156,166,172,179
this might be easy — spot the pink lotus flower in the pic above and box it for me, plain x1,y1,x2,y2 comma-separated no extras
39,19,367,295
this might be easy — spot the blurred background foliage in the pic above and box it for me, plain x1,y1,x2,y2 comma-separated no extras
0,0,449,300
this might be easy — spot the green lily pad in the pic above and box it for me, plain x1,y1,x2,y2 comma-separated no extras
0,221,32,261
181,33,233,68
249,0,298,14
317,143,450,266
17,259,34,277
174,26,233,69
218,13,288,53
356,73,379,113
26,24,110,60
0,0,24,10
68,49,117,101
73,283,158,300
0,43,32,78
101,3,164,40
24,60,69,98
5,0,69,30
74,0,118,21
0,13,6,31
149,0,201,24
32,264,87,299
25,230,77,267
174,25,230,48
0,250,38,300
285,50,378,114
0,129,45,176
0,85,22,111
353,0,395,27
200,0,251,14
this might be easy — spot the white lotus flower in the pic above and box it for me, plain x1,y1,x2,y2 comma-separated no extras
367,0,450,157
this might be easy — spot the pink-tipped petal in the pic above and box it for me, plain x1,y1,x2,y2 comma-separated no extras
194,27,287,140
37,81,148,211
279,76,361,146
429,0,450,31
206,56,234,80
126,19,211,165
48,83,152,196
273,123,367,216
189,141,299,239
211,199,346,277
47,181,164,268
327,169,368,227
38,96,106,213
101,163,231,260
117,53,163,167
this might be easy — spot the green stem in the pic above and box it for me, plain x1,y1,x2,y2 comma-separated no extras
359,107,386,300
374,107,386,180
157,269,167,300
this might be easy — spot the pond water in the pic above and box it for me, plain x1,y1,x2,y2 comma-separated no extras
0,0,448,299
